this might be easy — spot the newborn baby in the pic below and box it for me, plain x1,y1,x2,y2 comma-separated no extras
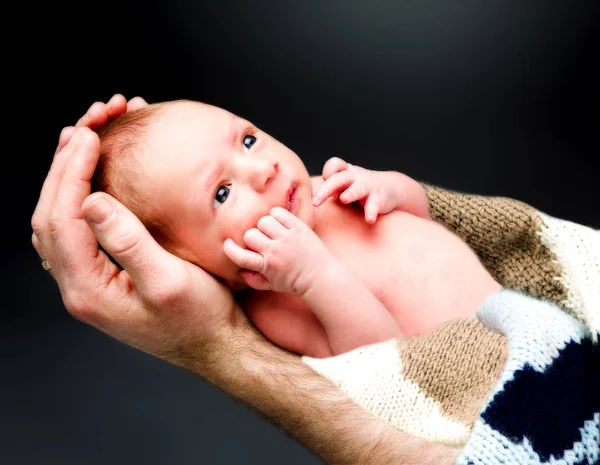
94,100,500,358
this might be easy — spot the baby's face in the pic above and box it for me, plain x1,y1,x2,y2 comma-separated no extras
136,101,314,287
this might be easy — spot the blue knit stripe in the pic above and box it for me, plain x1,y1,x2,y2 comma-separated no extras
457,413,599,465
454,289,599,464
481,337,599,460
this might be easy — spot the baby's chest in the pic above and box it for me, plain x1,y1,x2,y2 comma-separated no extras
314,203,422,306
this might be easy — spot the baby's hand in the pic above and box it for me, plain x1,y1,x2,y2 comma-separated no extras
312,157,401,224
223,207,334,295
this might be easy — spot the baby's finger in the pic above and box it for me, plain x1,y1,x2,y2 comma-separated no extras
364,195,380,224
339,182,369,204
243,228,272,253
269,206,305,230
322,157,349,180
239,270,272,291
223,238,264,271
257,215,288,239
312,170,354,206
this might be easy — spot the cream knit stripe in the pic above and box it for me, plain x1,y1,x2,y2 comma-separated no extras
302,339,470,446
536,212,600,340
477,289,589,383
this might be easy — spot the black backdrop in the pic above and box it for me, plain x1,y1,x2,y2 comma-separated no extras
4,1,599,464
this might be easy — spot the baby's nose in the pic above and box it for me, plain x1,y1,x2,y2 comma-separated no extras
249,158,279,191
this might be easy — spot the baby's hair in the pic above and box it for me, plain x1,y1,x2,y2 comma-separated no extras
93,103,180,249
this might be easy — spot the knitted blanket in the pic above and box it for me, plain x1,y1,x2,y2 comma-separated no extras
302,185,600,464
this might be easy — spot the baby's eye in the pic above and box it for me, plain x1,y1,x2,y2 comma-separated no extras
214,185,230,208
243,134,257,152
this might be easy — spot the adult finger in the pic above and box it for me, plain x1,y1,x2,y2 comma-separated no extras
223,238,263,271
256,215,288,239
32,129,91,254
322,157,348,180
312,170,354,206
46,129,105,284
76,101,109,129
127,96,149,112
55,126,77,156
106,94,128,119
82,192,188,299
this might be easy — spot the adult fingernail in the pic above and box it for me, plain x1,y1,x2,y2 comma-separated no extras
86,198,114,224
71,128,87,146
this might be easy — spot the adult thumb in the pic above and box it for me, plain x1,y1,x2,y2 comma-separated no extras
81,192,183,296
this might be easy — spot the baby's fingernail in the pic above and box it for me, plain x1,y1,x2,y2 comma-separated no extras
312,195,320,205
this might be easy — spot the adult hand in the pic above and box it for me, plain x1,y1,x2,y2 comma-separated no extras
55,93,148,152
31,122,249,376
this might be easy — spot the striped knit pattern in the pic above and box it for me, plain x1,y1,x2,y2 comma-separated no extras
302,185,600,463
456,290,599,465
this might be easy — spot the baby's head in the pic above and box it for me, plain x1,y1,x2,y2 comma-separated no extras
94,100,314,289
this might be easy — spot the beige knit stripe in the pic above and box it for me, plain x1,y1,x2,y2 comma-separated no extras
424,185,569,307
302,339,471,446
397,318,507,426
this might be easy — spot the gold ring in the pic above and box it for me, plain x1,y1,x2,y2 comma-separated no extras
41,259,52,271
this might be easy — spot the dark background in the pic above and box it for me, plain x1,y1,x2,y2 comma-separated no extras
4,1,599,464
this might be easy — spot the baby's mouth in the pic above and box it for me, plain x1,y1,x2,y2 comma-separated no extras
287,183,298,212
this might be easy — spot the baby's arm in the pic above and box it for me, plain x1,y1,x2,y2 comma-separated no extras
224,207,401,356
312,157,431,222
300,259,402,355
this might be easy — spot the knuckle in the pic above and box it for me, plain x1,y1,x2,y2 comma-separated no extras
63,292,90,321
266,246,286,267
31,232,41,252
148,274,190,307
109,229,145,257
31,216,43,238
48,217,62,241
148,288,178,307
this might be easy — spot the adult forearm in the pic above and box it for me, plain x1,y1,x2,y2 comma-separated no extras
301,261,401,355
199,320,458,465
